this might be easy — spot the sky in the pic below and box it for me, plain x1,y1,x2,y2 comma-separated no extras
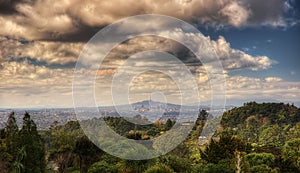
0,0,300,108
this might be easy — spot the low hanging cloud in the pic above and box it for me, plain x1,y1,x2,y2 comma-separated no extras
225,75,300,105
0,0,295,41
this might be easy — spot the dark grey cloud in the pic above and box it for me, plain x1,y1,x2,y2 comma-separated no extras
0,0,33,15
0,0,296,41
0,0,20,14
243,0,287,26
102,36,201,69
8,57,76,69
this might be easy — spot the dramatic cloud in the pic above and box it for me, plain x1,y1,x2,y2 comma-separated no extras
0,57,298,108
0,0,298,108
0,0,30,15
0,34,274,71
219,1,250,27
210,36,274,70
0,0,295,41
0,36,83,66
95,35,273,71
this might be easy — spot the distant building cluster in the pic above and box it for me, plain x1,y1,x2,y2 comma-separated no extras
0,101,232,130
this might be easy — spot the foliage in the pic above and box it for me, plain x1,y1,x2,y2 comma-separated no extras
158,155,192,173
1,103,300,173
282,138,300,170
120,159,155,173
88,160,120,173
104,116,161,137
200,134,250,164
47,121,83,173
0,137,12,173
244,152,275,167
144,164,175,173
221,102,299,147
222,102,298,127
164,119,174,131
193,159,235,173
18,112,46,173
74,136,104,173
249,164,278,173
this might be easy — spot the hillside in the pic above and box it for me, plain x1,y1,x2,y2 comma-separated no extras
1,102,300,172
220,102,300,146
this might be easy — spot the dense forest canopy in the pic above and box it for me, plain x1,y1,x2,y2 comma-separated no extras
0,102,300,173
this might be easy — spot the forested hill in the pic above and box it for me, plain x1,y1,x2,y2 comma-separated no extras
2,102,300,173
219,102,300,147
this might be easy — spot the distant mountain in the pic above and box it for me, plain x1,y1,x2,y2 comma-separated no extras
131,100,183,109
103,100,206,111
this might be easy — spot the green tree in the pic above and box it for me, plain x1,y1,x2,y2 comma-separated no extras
0,135,12,173
249,164,278,173
13,146,26,173
5,112,19,164
200,135,250,164
48,121,83,173
6,112,19,137
287,122,300,139
164,119,174,131
74,136,104,173
144,164,175,173
159,155,192,173
18,112,46,173
282,138,300,171
198,109,209,122
126,130,142,140
120,159,155,173
192,109,209,134
243,152,278,172
193,159,235,173
88,160,119,173
3,112,19,172
258,125,284,147
244,152,275,167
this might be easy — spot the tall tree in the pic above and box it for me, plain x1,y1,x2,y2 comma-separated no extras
0,131,11,173
5,112,19,172
164,118,174,131
19,112,46,173
74,136,104,173
48,121,83,173
6,112,18,136
5,112,19,156
200,135,250,164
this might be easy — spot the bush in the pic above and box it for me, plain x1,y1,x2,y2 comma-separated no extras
193,159,235,173
144,164,175,173
245,153,275,167
88,161,119,173
250,164,278,173
193,162,235,173
159,155,192,173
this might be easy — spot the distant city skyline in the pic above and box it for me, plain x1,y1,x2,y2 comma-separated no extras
0,0,300,108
